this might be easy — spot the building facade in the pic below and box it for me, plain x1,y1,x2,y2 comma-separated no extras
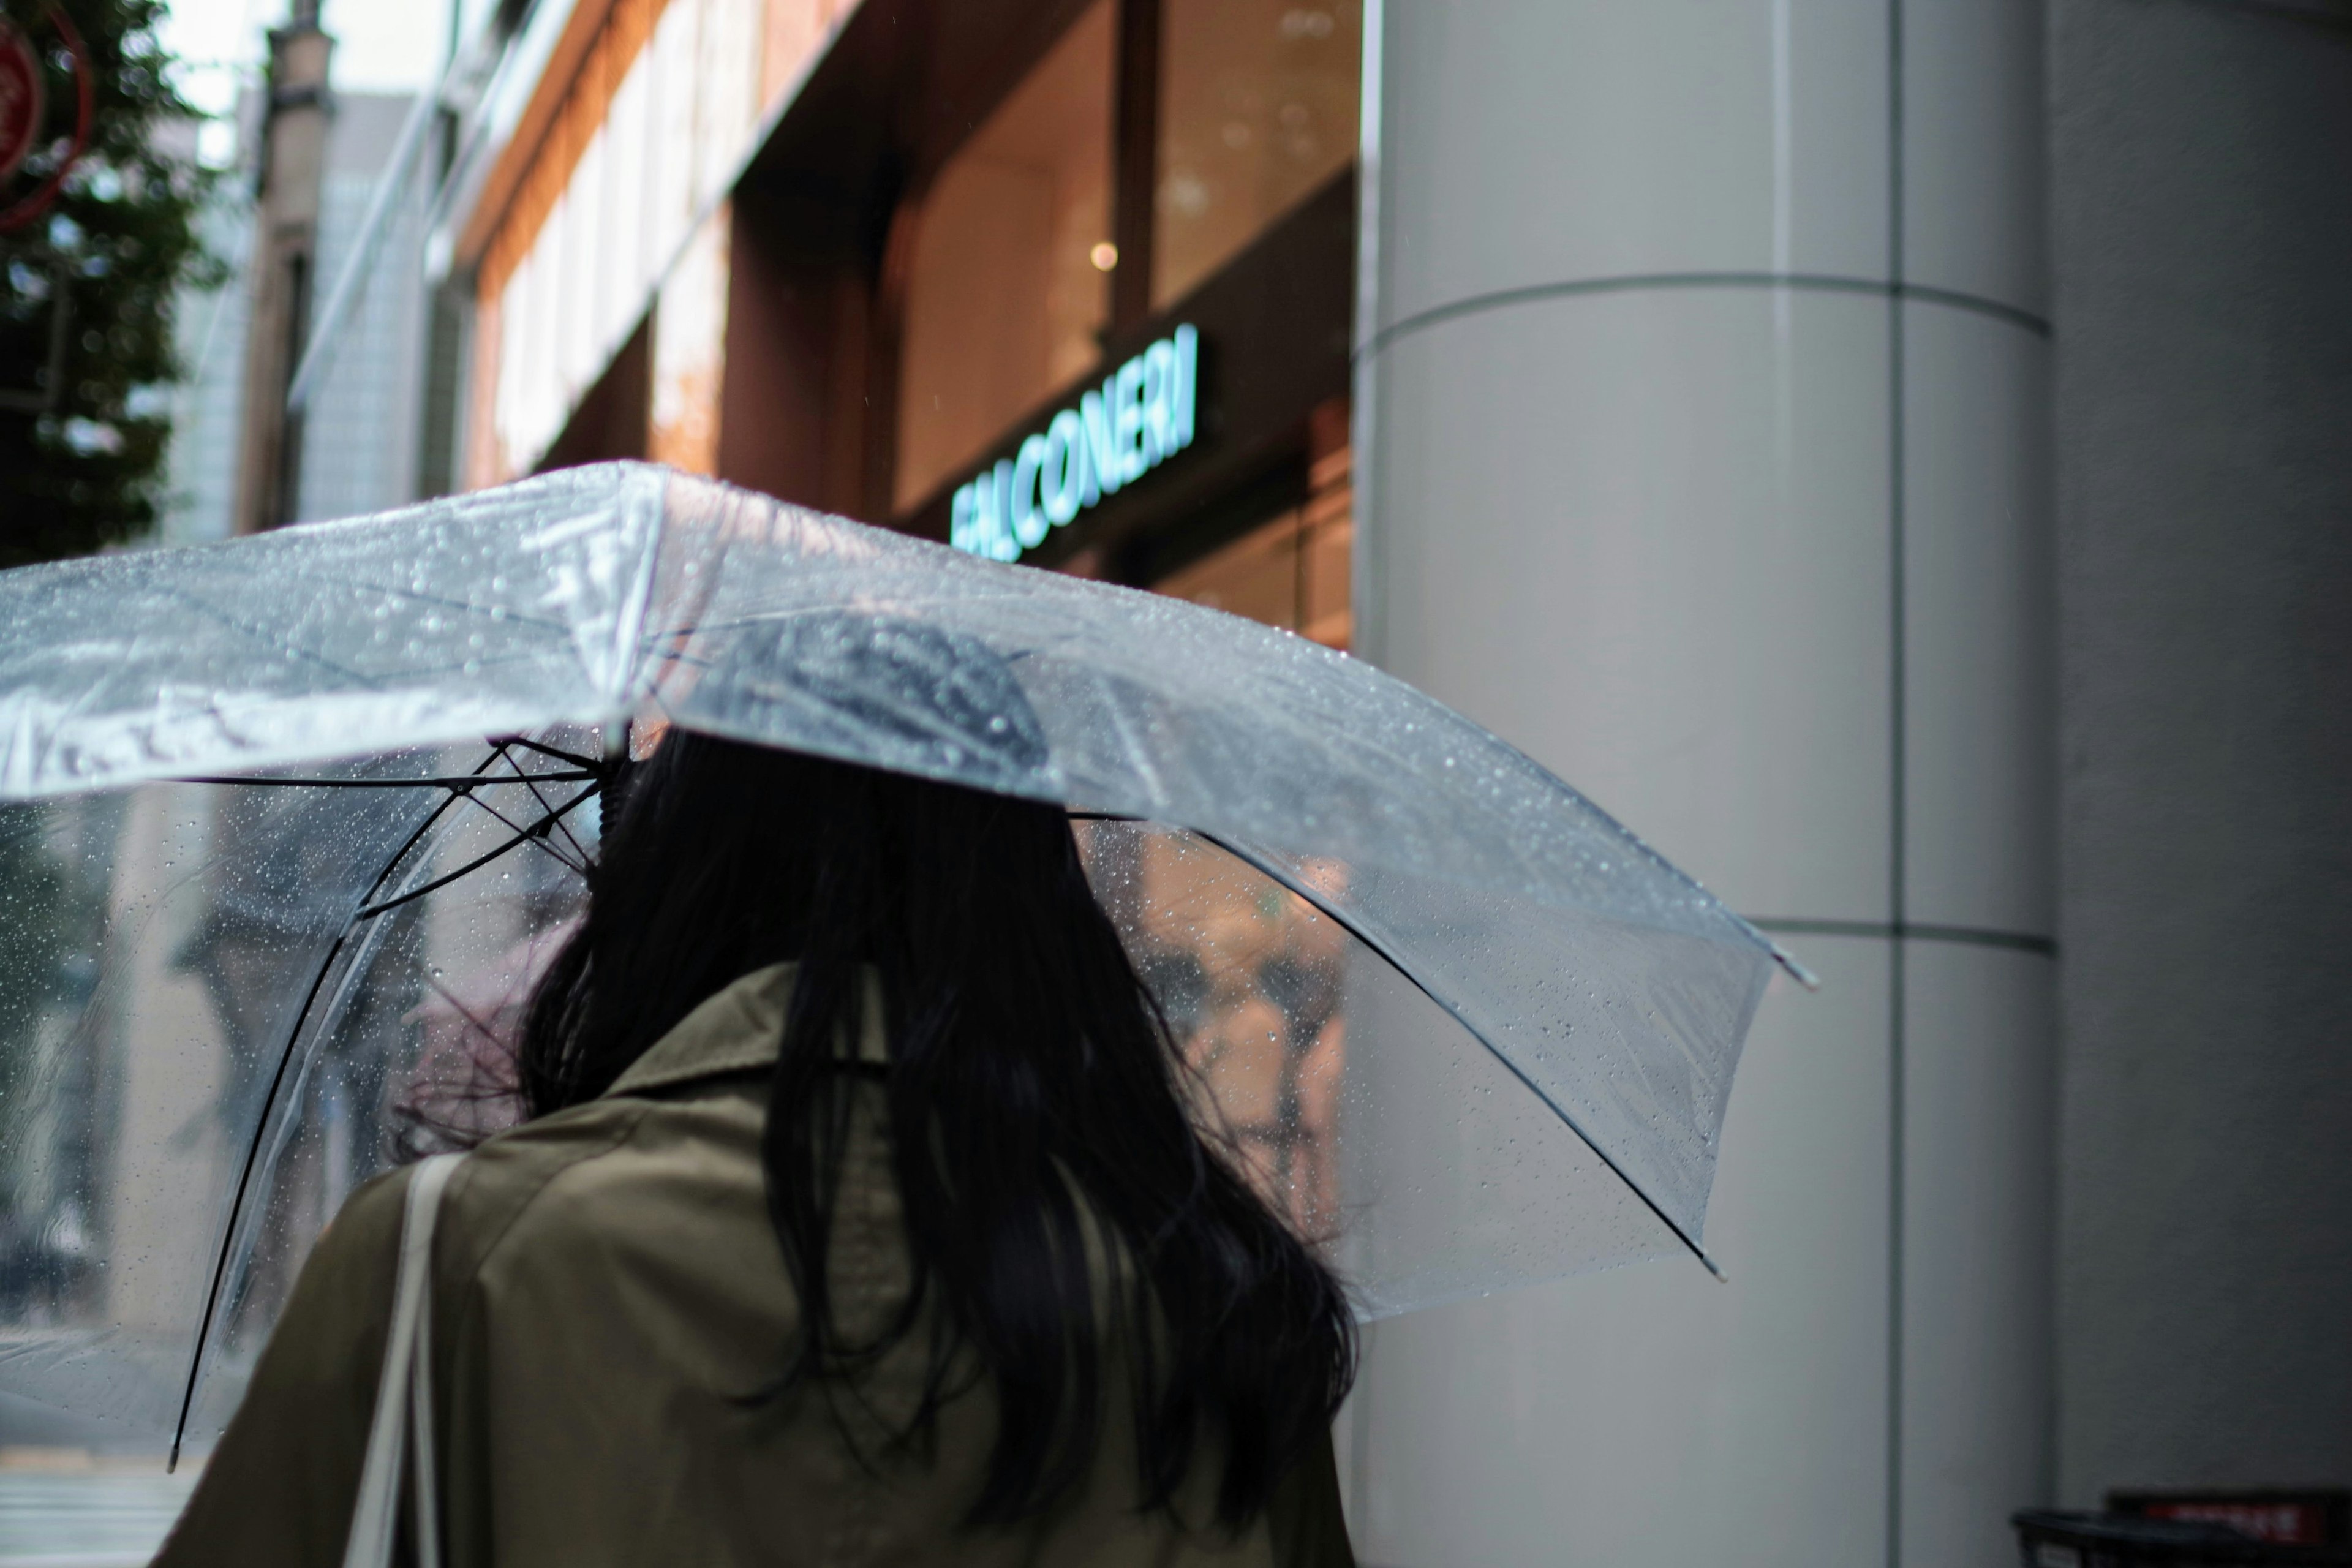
413,0,2351,1564
443,0,1361,639
160,86,439,545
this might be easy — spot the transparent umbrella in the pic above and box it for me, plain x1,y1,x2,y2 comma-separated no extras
0,462,1805,1461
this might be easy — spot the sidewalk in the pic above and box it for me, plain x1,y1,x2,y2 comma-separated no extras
0,1463,195,1568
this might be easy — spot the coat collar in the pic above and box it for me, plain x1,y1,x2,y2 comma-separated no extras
601,963,888,1099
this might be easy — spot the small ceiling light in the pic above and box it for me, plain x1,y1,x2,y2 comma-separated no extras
1090,241,1119,271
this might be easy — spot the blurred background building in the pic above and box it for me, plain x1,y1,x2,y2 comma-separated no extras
5,0,2345,1564
154,80,434,545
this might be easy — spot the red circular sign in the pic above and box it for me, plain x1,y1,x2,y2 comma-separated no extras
0,17,43,184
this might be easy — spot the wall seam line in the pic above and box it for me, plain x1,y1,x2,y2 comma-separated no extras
1355,272,2049,364
1886,1,1910,1564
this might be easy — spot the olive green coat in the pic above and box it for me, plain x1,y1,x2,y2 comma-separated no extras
156,965,1354,1567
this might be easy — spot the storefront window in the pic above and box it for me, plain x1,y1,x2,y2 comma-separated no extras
1153,0,1361,309
894,1,1115,511
1156,420,1352,648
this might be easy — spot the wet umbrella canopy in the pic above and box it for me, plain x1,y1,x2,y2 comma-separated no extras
0,462,1799,1455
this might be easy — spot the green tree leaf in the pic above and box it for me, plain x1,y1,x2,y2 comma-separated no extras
2,0,222,567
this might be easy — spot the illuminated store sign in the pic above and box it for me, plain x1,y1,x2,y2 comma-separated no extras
949,325,1198,562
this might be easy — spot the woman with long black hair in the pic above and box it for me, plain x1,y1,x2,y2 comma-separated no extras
157,699,1359,1563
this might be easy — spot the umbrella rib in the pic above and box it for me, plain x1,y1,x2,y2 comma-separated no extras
171,771,598,790
288,576,572,636
170,766,598,873
1188,827,1730,1284
493,744,592,870
494,737,620,871
492,735,605,772
168,929,353,1474
352,785,600,921
449,769,592,878
145,581,388,691
160,557,575,641
167,747,508,1469
456,793,589,879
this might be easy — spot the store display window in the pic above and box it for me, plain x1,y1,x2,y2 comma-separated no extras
1153,0,1362,308
1155,420,1352,648
894,1,1116,511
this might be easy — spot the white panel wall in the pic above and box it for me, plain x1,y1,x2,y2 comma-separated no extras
483,0,769,479
1352,3,2055,1564
1348,938,1893,1566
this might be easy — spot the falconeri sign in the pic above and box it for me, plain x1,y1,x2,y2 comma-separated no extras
949,325,1199,563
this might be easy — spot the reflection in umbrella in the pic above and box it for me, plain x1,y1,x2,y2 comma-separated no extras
399,919,576,1150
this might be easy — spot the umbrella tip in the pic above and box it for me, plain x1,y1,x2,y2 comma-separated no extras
1768,943,1823,992
1702,1251,1730,1284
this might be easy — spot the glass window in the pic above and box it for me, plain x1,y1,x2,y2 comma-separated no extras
1155,432,1352,648
894,1,1115,511
1153,0,1362,309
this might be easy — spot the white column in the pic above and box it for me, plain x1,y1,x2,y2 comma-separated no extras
1348,3,2052,1566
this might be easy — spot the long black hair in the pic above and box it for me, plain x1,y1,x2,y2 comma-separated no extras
513,722,1356,1529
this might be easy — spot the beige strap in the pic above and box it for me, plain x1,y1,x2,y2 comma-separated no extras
342,1153,462,1568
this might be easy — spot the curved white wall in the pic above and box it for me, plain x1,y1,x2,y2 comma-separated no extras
1349,3,2054,1564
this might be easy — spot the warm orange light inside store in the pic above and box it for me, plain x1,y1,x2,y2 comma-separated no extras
1156,402,1353,649
1154,0,1362,307
893,0,1115,511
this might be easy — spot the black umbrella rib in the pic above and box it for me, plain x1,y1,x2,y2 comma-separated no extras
453,794,588,878
172,771,598,790
492,737,614,868
352,783,600,921
167,749,506,1469
491,735,606,772
173,770,603,876
168,927,356,1476
1188,827,1730,1285
493,746,593,870
447,772,592,878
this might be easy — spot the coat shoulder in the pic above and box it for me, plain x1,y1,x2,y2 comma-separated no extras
431,1098,657,1285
